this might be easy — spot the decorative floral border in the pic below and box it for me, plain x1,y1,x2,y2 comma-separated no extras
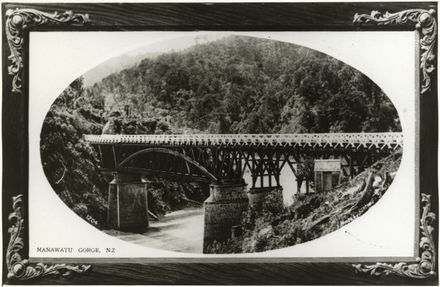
5,8,91,282
3,5,438,283
353,8,437,279
5,8,89,95
354,9,437,95
6,194,91,281
353,193,436,278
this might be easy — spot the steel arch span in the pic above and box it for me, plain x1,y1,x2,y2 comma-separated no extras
85,132,403,187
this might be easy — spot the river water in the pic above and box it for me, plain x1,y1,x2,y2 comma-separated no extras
106,207,204,253
106,166,311,253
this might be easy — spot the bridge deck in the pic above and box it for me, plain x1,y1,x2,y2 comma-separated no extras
84,133,403,149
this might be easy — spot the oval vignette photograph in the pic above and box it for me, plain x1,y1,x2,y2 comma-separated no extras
40,33,403,254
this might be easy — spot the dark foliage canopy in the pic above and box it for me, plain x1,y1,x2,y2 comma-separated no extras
90,35,401,134
40,35,401,230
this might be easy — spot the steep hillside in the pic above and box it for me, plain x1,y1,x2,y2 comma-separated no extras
205,150,402,253
40,35,402,232
40,78,209,229
89,35,401,134
40,79,109,227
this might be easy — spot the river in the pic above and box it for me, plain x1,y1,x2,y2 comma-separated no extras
106,166,311,253
105,207,204,253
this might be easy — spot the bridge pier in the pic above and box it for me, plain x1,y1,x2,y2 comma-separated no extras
108,173,148,233
203,180,248,251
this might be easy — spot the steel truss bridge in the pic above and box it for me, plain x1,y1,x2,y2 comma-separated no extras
85,133,403,188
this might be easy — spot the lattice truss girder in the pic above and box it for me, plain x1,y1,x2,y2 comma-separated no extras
94,142,395,185
85,133,403,150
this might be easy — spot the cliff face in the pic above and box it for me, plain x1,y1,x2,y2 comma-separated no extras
205,150,402,254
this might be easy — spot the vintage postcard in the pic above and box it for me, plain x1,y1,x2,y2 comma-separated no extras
2,1,438,285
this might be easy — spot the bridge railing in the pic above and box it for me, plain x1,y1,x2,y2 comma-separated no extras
84,133,403,149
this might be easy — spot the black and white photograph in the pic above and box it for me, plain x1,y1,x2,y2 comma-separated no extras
2,1,438,285
40,33,403,254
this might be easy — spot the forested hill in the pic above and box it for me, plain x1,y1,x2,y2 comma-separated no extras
88,35,401,134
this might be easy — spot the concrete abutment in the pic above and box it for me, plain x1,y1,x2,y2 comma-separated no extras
203,180,248,251
107,173,148,233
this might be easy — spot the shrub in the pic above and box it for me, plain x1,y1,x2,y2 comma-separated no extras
262,189,285,215
204,238,243,254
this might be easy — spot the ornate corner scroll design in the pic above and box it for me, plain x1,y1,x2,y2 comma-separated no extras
354,9,437,94
353,193,436,278
6,194,91,281
5,8,89,95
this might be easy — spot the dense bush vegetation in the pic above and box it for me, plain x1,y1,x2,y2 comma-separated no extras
40,35,401,232
205,151,402,253
90,35,401,134
40,78,109,227
40,78,209,228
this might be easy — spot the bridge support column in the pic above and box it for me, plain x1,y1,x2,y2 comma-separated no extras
203,180,248,251
248,187,282,210
108,173,148,233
